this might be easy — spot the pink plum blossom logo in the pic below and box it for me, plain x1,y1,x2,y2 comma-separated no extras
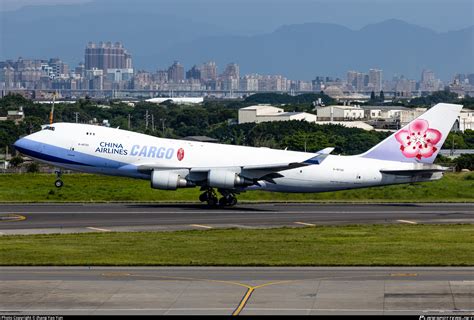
177,148,185,161
395,119,442,160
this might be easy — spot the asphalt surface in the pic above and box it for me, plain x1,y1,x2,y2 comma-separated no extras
0,203,473,235
1,267,473,315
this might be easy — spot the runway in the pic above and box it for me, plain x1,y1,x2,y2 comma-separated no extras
0,203,473,235
1,267,473,315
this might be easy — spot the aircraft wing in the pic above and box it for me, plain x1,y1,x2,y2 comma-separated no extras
134,150,332,182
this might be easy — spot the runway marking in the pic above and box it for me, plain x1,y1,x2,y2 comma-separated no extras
294,222,316,227
101,272,132,277
189,224,213,229
397,220,418,224
0,214,26,222
86,227,112,232
232,287,254,316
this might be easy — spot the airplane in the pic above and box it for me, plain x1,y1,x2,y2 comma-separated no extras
13,103,462,207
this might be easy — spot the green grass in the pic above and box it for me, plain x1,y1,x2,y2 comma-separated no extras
0,172,473,203
1,225,472,266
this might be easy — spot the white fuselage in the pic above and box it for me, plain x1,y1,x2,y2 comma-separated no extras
14,123,442,193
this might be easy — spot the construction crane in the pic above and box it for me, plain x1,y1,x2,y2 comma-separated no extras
49,92,57,125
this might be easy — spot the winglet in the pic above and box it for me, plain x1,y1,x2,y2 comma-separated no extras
303,147,334,165
316,147,334,155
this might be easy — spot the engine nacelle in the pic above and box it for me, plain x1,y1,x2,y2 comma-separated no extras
151,170,193,190
207,170,251,189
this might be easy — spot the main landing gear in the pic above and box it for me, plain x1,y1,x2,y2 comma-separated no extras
54,169,63,188
199,188,238,207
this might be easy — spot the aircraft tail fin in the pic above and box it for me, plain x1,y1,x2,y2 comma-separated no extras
360,103,463,163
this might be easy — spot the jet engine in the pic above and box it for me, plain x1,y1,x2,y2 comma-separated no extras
207,170,252,189
151,170,194,190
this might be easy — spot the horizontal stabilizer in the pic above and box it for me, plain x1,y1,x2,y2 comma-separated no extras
380,164,448,176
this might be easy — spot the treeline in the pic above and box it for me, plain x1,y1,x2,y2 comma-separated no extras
244,92,335,106
208,121,391,154
406,90,474,109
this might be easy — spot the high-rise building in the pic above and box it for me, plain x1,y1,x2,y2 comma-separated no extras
167,61,184,83
420,69,442,91
186,65,201,80
85,42,132,71
200,61,217,81
421,69,435,83
468,74,474,85
48,58,69,78
221,63,240,90
222,63,240,79
368,68,382,92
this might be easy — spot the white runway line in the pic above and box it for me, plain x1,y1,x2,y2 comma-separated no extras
189,224,213,229
86,227,112,232
397,220,418,224
294,222,316,226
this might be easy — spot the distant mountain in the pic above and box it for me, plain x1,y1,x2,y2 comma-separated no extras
1,0,473,81
158,19,474,80
0,1,231,67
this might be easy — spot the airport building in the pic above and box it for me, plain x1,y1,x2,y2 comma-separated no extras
315,105,365,121
238,105,317,124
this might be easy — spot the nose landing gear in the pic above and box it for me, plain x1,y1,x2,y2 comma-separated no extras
199,188,238,207
54,169,63,188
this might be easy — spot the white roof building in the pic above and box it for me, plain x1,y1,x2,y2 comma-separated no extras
455,110,474,132
315,105,365,121
146,97,204,105
238,105,317,124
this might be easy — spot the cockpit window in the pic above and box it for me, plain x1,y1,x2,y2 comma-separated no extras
43,126,55,131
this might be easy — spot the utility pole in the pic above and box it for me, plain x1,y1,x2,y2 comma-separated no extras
74,112,79,123
151,114,155,132
128,114,131,130
160,118,165,137
145,110,149,130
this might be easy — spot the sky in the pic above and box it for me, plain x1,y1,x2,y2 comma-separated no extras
0,0,473,33
0,0,91,11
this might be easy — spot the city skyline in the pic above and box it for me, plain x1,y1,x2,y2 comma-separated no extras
1,42,473,100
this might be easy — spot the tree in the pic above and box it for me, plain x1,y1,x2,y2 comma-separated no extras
9,156,24,167
454,154,474,171
370,91,376,101
26,162,40,173
379,90,385,101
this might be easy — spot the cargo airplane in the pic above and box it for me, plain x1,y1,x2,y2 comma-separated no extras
14,103,462,206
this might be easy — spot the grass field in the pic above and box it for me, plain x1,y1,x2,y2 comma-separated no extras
0,225,472,266
0,172,473,203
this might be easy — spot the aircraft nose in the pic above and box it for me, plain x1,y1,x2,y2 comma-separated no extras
13,135,37,156
13,137,26,149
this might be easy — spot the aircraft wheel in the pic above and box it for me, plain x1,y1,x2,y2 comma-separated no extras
55,179,63,188
219,197,227,206
229,196,238,207
207,197,218,207
199,193,208,202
